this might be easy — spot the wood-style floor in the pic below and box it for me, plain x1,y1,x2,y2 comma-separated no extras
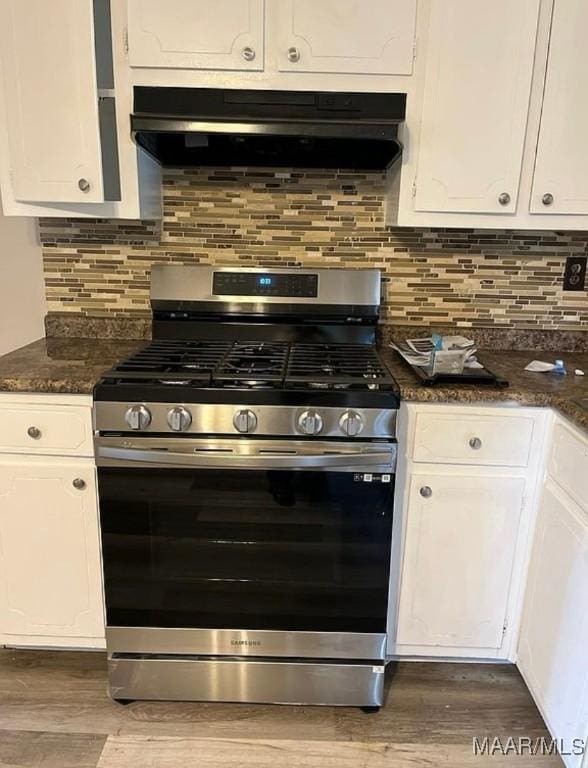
0,649,562,767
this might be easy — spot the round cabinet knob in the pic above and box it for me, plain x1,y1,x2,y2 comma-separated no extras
469,436,482,450
542,193,554,206
233,409,257,434
27,426,42,440
339,410,364,437
297,409,323,436
242,46,256,61
78,178,91,193
420,486,433,498
72,478,86,491
287,46,301,63
124,404,152,431
167,406,192,432
498,192,511,206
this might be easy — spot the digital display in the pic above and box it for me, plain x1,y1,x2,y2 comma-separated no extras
213,272,318,298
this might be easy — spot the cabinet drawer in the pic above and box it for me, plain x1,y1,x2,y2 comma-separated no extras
548,419,588,513
413,410,535,467
0,402,93,457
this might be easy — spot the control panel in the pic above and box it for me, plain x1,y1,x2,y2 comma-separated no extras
213,271,318,298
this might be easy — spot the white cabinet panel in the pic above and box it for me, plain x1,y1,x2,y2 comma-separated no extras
549,418,588,513
413,411,535,468
414,0,539,214
518,483,588,768
276,0,416,75
530,0,588,215
0,458,104,641
0,0,104,203
0,402,93,458
396,473,525,650
128,0,265,71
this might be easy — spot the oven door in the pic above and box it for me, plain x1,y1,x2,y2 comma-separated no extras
96,437,395,660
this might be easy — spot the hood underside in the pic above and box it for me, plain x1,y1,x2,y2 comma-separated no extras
132,87,406,171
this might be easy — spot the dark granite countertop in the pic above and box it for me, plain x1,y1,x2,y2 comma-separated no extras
0,336,586,433
0,337,145,395
380,347,588,432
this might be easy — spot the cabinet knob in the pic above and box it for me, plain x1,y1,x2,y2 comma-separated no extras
498,192,511,206
242,46,256,62
27,426,42,440
420,486,432,498
287,46,301,63
469,437,482,450
78,178,91,193
542,193,554,206
72,478,86,491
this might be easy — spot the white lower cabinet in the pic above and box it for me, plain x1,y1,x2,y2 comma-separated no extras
395,471,525,653
0,456,104,647
0,394,104,649
517,428,588,768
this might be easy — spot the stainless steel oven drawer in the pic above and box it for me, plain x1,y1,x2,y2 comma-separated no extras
109,655,386,706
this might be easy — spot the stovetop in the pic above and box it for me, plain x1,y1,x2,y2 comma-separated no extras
99,340,396,393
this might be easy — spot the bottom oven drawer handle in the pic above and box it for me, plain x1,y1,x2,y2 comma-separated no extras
97,446,393,469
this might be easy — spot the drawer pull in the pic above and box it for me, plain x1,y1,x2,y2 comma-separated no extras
72,478,86,491
469,437,482,450
420,486,432,498
27,426,42,440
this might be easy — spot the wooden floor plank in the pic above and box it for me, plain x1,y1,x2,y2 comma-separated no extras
333,662,555,745
0,730,106,768
0,650,338,741
95,735,563,768
0,650,563,767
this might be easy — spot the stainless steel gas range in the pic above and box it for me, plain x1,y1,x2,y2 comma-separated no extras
93,265,400,708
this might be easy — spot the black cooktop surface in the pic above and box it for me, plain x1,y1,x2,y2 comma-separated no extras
99,340,396,392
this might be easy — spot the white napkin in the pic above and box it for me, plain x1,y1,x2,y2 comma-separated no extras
524,360,556,372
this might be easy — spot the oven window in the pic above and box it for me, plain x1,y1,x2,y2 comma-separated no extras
98,468,394,633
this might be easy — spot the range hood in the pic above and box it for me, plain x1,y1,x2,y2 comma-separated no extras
131,87,406,170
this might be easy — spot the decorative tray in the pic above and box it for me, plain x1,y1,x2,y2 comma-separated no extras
397,354,509,388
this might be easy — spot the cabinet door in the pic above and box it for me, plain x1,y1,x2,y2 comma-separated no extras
0,458,104,640
128,0,265,71
0,0,105,203
530,0,588,215
396,473,525,650
276,0,416,75
518,483,588,768
413,0,539,214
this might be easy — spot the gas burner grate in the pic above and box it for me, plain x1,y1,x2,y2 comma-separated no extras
100,340,395,392
102,340,232,384
285,344,394,390
214,342,289,386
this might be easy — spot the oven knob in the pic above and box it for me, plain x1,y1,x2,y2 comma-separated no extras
167,406,192,432
339,410,364,437
124,404,152,431
233,409,258,434
297,409,323,436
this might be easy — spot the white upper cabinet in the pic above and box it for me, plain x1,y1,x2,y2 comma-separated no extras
0,0,105,204
396,472,525,651
530,0,588,215
413,0,540,215
276,0,417,75
128,0,265,71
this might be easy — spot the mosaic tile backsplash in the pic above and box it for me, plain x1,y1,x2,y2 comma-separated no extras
39,168,588,330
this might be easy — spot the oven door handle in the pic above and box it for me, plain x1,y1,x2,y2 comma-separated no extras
96,445,395,470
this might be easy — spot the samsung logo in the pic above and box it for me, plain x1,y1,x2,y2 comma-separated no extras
230,639,261,647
